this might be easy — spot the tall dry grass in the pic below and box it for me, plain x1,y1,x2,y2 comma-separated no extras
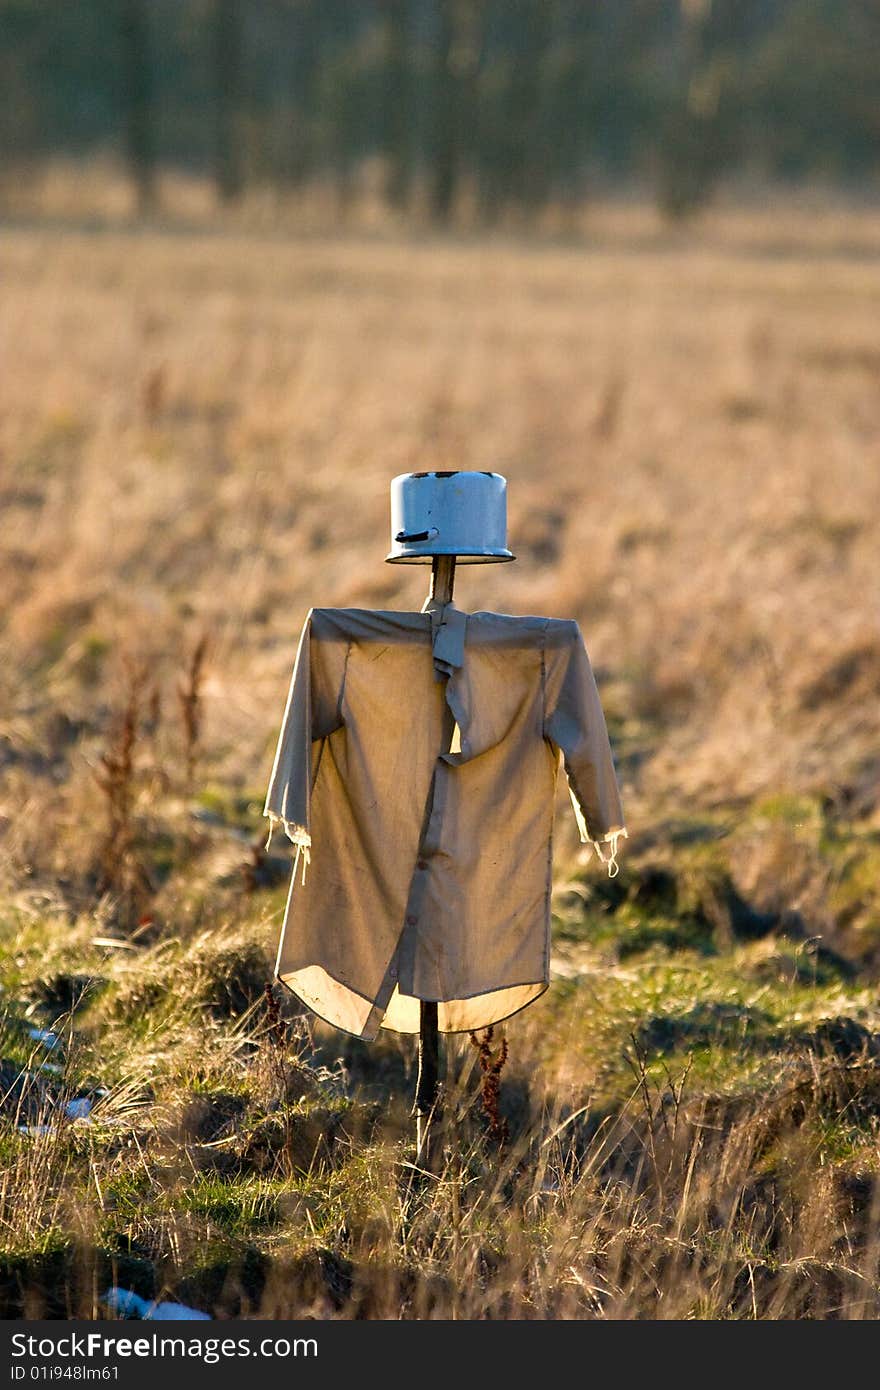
0,196,879,1317
2,208,877,832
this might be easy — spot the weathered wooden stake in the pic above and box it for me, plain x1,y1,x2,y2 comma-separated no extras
415,554,456,1170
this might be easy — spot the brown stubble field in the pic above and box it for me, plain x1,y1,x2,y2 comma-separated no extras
1,205,880,1318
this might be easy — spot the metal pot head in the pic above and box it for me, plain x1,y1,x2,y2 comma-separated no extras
386,471,515,564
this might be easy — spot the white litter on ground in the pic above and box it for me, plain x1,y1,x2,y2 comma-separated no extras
65,1098,93,1120
101,1288,211,1321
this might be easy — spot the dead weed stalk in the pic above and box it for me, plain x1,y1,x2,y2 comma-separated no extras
469,1025,509,1143
177,634,209,793
93,657,153,916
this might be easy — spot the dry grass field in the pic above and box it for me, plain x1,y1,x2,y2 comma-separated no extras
1,200,879,1318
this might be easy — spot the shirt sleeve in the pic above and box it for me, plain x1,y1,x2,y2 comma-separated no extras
262,609,348,860
543,620,627,874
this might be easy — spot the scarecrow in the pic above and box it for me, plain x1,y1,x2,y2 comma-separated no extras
264,472,625,1157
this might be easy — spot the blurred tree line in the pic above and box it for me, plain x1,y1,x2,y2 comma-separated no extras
0,0,877,220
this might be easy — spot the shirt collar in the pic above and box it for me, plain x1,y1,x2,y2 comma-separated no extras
420,597,467,678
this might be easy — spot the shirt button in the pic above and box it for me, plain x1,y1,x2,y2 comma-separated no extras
406,914,418,927
417,859,428,871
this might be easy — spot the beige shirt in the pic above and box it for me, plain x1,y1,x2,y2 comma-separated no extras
263,599,626,1040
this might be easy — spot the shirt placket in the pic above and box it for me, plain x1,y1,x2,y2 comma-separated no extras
371,607,462,1012
395,750,449,995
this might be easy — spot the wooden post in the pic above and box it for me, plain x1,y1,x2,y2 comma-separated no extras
415,554,456,1169
430,554,456,606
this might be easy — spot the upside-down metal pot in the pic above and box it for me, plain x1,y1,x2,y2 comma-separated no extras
385,471,515,564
